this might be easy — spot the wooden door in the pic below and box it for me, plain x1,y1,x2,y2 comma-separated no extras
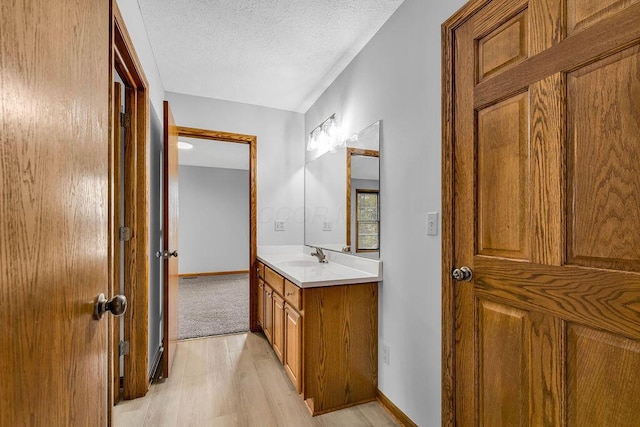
162,101,179,377
445,0,640,424
0,0,109,424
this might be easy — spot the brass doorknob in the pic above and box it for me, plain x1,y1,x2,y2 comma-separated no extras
452,266,473,282
94,293,127,320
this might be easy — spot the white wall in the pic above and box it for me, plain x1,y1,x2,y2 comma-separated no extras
115,0,165,120
304,0,467,424
166,92,305,247
178,165,249,274
304,148,347,248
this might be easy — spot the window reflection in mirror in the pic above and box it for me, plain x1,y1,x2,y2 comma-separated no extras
304,121,380,259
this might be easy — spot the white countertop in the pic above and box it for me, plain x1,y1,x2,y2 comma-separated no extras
257,245,382,288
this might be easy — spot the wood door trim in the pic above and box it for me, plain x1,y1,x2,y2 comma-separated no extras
346,148,379,251
441,1,492,425
355,189,380,253
177,126,256,144
111,81,122,407
107,3,116,419
175,127,259,331
111,2,150,402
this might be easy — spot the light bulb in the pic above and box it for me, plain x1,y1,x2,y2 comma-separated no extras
328,116,338,137
178,141,194,150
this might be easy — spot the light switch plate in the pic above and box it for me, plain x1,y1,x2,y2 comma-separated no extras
322,221,332,231
274,220,285,231
427,212,439,236
382,345,390,365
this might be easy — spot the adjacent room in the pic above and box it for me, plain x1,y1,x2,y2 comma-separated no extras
177,137,250,340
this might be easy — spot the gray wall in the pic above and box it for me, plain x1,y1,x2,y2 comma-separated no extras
178,165,250,274
166,92,306,246
116,0,165,118
148,103,163,375
304,0,466,424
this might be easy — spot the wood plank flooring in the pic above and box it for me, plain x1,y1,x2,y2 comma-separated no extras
113,333,400,426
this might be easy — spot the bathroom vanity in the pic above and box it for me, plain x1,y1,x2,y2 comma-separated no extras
256,245,382,416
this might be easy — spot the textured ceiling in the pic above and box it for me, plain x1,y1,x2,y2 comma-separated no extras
137,0,405,112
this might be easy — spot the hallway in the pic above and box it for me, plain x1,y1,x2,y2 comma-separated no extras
113,333,400,426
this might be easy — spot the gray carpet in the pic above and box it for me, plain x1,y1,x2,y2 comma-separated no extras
178,273,249,340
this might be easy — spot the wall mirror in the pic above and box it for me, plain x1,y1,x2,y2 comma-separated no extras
304,121,380,258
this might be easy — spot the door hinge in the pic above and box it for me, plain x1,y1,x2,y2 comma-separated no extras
120,112,131,128
119,226,132,242
119,340,130,356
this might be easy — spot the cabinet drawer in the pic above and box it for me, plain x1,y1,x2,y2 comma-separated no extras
264,266,284,296
284,280,302,311
257,262,265,279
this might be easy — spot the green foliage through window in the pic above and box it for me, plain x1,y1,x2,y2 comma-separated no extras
356,190,379,251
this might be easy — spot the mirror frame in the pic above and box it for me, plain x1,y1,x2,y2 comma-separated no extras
346,148,380,252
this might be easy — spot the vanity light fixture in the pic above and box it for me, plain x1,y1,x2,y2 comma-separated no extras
178,140,194,150
307,114,342,152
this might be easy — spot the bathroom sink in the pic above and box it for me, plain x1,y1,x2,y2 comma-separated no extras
279,260,321,268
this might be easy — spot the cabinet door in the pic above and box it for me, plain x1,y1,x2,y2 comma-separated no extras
284,305,302,393
264,284,273,344
257,279,264,327
272,293,285,363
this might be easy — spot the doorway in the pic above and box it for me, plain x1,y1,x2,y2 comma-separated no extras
177,137,251,339
110,3,151,403
161,122,258,377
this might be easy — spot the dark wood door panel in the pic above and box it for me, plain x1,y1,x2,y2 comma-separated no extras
478,300,529,426
474,257,640,340
568,0,640,35
477,92,530,260
567,324,640,426
474,3,640,108
567,45,640,272
476,300,565,426
477,10,529,83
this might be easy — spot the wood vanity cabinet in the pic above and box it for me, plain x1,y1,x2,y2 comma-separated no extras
283,302,302,393
263,283,274,344
257,279,265,327
257,262,266,327
272,293,285,363
256,261,378,416
283,279,303,392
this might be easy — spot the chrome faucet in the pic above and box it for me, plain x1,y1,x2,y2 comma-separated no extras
311,247,328,263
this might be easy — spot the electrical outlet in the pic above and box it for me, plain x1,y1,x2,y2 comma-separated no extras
427,212,439,236
382,344,390,365
322,221,332,231
274,220,285,231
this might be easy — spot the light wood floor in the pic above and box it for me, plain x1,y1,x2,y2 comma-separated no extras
113,333,400,427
